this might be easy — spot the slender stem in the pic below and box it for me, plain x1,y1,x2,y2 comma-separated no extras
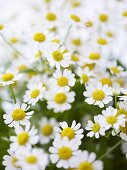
98,140,122,160
9,85,16,104
61,24,72,46
114,94,117,108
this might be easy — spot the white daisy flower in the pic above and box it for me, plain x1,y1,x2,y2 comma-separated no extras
49,136,81,169
3,150,20,170
83,82,113,108
75,150,103,170
10,125,39,152
46,87,75,113
3,103,34,128
51,69,76,90
23,83,46,105
54,120,84,145
77,67,94,84
39,117,57,144
0,70,22,86
119,88,127,101
98,106,126,130
117,101,127,117
45,44,72,70
85,116,106,138
17,148,48,170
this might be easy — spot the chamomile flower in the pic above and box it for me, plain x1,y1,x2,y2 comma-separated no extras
77,67,94,84
45,44,72,70
3,150,20,170
49,136,81,169
39,117,57,144
17,148,48,170
23,83,46,105
98,106,126,130
75,150,103,170
119,88,127,101
46,87,75,113
0,70,22,86
10,125,39,152
85,116,106,138
3,103,34,128
54,120,84,145
117,101,127,117
83,82,113,108
51,69,76,90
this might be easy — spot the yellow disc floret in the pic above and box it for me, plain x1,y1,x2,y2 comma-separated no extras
81,74,89,83
54,93,67,104
92,123,100,132
70,14,81,22
26,155,38,164
89,53,100,60
106,116,117,125
72,38,81,46
61,127,75,140
52,50,63,61
100,78,112,86
92,89,105,101
97,38,107,45
78,162,93,170
41,124,53,136
30,89,40,98
46,12,57,21
12,108,25,121
17,132,29,145
33,33,46,42
2,73,14,82
58,146,72,160
57,76,69,87
99,14,108,22
122,11,127,17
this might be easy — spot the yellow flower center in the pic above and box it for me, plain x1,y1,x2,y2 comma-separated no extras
78,161,93,170
106,31,113,37
89,53,100,60
10,37,19,44
2,73,14,82
97,38,107,45
58,146,72,160
111,67,120,74
33,33,46,42
92,123,100,132
30,89,40,98
71,55,79,62
46,12,57,21
12,108,26,121
99,14,108,22
70,14,81,22
0,24,4,30
117,109,127,117
61,127,75,140
81,74,89,83
52,50,63,61
72,0,80,7
17,132,29,145
100,78,112,86
83,63,95,70
41,124,53,136
51,39,60,43
54,93,67,104
44,0,51,3
57,76,69,87
92,89,105,100
72,38,81,46
115,79,124,87
122,11,127,17
106,116,117,125
85,21,93,27
120,122,127,133
26,155,38,164
18,64,27,71
12,157,20,168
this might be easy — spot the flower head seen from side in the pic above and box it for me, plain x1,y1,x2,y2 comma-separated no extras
23,83,46,105
17,148,48,170
54,120,84,145
46,87,75,113
119,88,127,101
51,69,76,90
49,136,81,169
3,150,21,170
98,106,126,131
85,116,106,138
0,70,22,86
39,117,57,144
75,150,103,170
83,82,113,108
3,103,34,128
10,125,39,152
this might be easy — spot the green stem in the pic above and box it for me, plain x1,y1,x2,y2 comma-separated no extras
9,85,16,104
98,140,122,160
61,24,72,46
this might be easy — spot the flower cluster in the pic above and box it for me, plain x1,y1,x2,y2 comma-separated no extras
1,0,127,169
